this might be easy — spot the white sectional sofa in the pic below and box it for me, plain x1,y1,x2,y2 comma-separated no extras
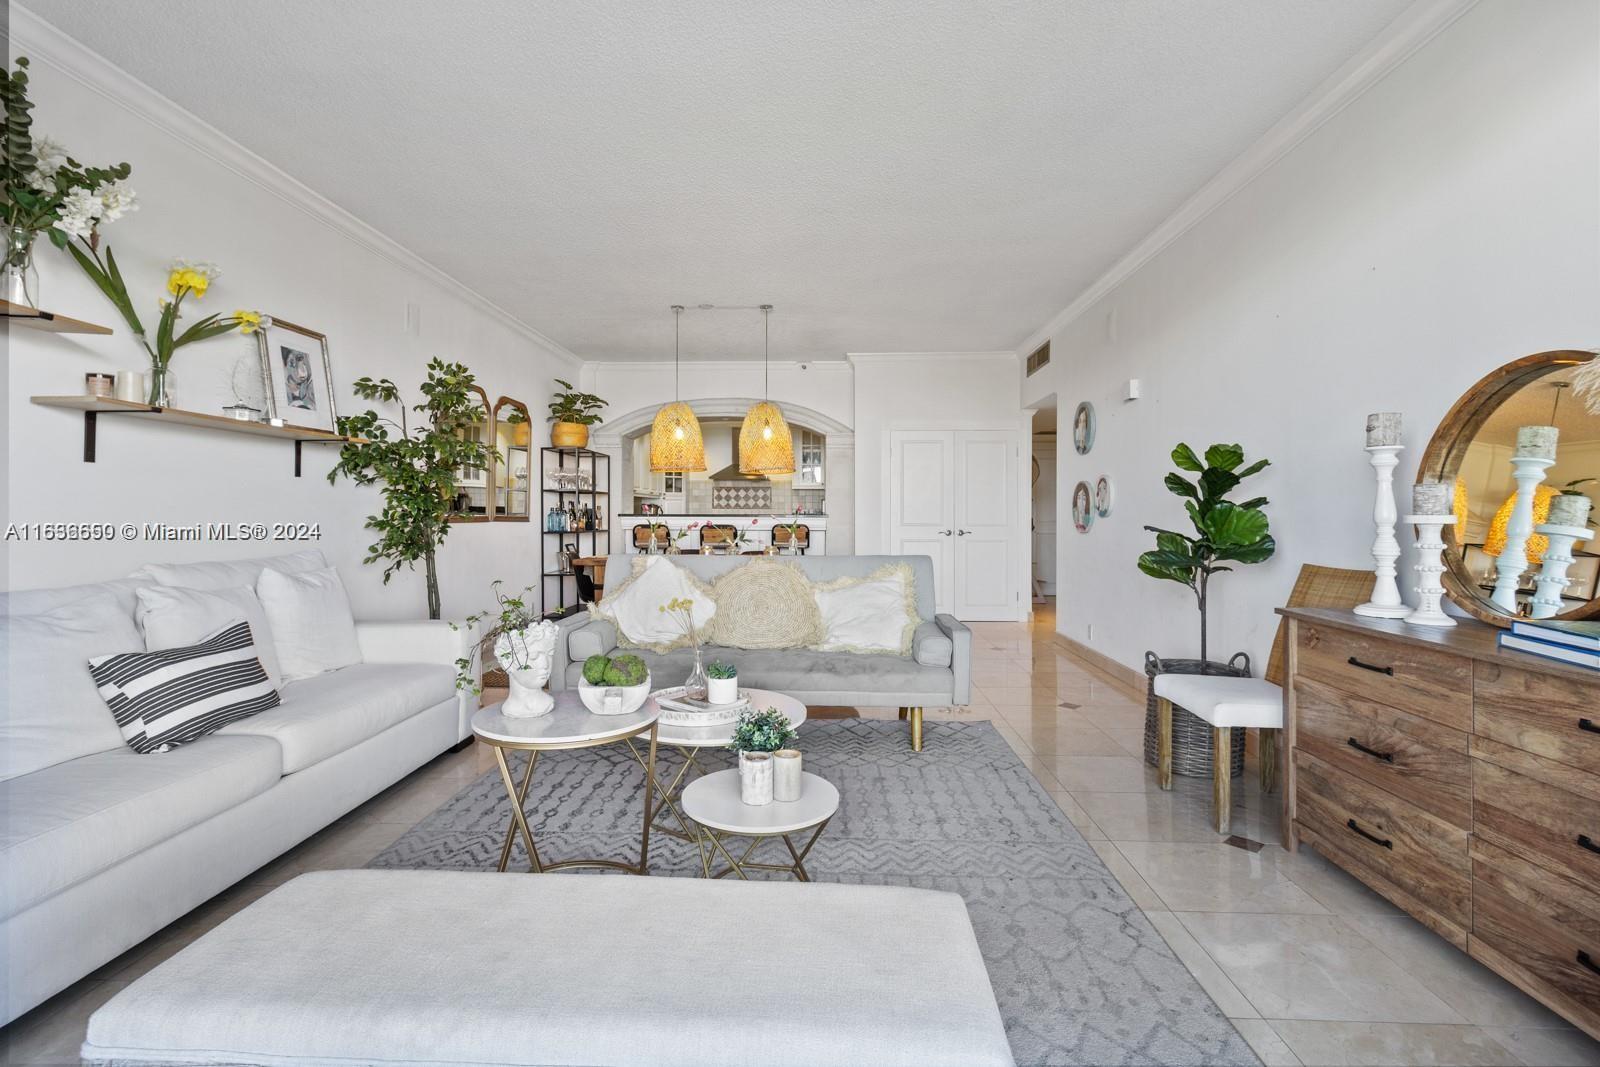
0,551,477,1025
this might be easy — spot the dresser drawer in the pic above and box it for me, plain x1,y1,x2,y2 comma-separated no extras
1295,624,1471,731
1473,740,1600,889
1294,676,1471,828
1475,662,1600,776
1294,750,1470,944
1470,838,1600,1039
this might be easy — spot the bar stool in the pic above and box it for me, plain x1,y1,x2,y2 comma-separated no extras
1153,674,1282,834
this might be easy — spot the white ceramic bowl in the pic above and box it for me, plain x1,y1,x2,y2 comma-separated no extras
578,673,652,716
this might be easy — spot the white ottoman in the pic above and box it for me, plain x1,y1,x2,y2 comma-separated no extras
83,870,1014,1067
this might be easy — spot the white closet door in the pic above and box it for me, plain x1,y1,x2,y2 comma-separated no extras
953,430,1017,621
889,430,955,614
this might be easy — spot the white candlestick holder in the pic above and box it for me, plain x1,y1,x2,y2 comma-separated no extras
1354,445,1411,618
1490,455,1555,613
1530,522,1595,619
1402,515,1455,627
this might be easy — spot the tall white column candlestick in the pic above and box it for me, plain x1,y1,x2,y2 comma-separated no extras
1354,445,1411,618
1530,523,1595,619
1490,455,1555,612
1403,515,1455,627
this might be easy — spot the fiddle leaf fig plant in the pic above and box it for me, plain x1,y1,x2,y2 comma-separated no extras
1138,443,1275,670
328,359,491,620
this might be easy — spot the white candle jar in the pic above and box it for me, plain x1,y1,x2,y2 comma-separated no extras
738,751,773,806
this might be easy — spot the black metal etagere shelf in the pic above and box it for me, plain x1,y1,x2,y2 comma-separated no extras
540,446,610,613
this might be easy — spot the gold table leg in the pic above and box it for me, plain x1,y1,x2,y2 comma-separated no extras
697,816,833,881
492,746,543,873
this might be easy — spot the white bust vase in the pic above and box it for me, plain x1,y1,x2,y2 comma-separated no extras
496,620,560,718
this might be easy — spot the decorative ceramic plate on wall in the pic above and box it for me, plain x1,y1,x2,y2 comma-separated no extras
1072,480,1094,532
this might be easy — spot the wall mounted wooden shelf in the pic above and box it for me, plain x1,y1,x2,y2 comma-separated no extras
3,299,113,335
30,395,360,476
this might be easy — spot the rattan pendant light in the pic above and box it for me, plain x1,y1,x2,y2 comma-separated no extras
739,304,795,475
650,305,706,472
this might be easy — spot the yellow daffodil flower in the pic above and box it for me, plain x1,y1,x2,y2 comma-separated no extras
234,310,262,334
166,267,210,299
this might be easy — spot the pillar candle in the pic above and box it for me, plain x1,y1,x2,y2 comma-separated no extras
1365,412,1402,447
1548,493,1593,528
1411,482,1451,516
112,370,143,402
773,749,803,802
1514,425,1559,460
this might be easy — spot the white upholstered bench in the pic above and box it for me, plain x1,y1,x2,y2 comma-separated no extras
83,870,1015,1067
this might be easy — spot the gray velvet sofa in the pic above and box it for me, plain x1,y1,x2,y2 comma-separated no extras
551,554,971,750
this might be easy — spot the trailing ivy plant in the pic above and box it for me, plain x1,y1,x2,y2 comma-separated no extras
1137,443,1275,671
328,359,491,620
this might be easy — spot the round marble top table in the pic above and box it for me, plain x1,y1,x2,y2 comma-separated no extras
471,690,661,874
680,769,839,881
654,688,807,748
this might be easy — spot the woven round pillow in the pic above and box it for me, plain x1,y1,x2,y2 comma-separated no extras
705,560,824,650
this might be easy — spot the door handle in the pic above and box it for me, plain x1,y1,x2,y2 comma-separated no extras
938,529,952,536
956,529,969,536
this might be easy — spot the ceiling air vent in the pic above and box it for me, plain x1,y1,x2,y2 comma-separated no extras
1025,341,1050,377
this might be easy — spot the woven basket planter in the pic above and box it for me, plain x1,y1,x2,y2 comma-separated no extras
1141,651,1250,779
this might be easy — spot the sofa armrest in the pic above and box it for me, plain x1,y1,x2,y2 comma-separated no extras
934,613,972,706
550,614,613,692
356,619,478,740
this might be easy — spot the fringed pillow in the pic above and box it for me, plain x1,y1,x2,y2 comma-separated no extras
810,562,918,655
589,557,715,653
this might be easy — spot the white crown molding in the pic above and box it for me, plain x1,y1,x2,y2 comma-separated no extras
846,351,1017,364
1015,0,1481,356
5,5,582,365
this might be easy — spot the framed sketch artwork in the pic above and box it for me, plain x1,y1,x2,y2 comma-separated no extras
256,317,338,433
1094,475,1114,517
1072,480,1095,533
1072,401,1096,455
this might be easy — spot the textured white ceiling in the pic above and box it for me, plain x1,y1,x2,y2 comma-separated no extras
27,0,1410,361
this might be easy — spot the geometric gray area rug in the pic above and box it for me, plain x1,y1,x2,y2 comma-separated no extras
371,720,1260,1066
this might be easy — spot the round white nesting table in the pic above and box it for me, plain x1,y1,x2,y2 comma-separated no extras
680,769,838,881
647,688,807,842
471,691,661,875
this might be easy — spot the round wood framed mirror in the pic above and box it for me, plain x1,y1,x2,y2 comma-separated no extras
1418,350,1599,627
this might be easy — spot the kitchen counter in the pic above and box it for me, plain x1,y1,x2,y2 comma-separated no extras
614,513,827,553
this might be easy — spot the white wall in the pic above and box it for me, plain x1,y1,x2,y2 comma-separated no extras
4,33,579,619
1022,0,1600,674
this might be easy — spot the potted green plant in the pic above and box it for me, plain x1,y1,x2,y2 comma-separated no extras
706,660,739,705
547,378,606,448
1136,442,1275,777
730,707,798,806
451,582,559,716
328,360,492,619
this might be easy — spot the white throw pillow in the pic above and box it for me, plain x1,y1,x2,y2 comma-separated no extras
131,549,327,592
1,591,143,781
137,584,284,690
811,563,918,655
255,566,363,681
591,557,715,652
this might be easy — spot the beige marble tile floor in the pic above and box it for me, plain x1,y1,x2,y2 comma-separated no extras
5,605,1598,1065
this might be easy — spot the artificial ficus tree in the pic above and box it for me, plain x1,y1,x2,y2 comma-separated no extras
329,359,491,620
1137,443,1276,671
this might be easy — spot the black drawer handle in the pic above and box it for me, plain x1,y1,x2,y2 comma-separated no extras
1579,834,1600,856
1347,737,1395,763
1581,718,1600,735
1579,951,1600,977
1346,818,1393,850
1347,656,1395,676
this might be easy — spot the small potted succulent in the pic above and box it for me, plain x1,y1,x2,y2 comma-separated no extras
729,707,798,806
706,660,739,705
547,378,606,448
1550,477,1596,529
578,653,652,716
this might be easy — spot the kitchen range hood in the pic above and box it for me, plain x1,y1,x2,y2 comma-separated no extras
709,428,768,481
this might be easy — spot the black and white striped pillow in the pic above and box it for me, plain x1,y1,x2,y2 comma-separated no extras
88,619,279,754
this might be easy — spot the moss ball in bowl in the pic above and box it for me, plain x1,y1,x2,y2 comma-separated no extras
577,653,652,715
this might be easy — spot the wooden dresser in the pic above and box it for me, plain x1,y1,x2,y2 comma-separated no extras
1278,607,1600,1039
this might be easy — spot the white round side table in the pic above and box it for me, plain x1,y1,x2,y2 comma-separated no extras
647,688,807,843
471,691,660,874
680,769,838,881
